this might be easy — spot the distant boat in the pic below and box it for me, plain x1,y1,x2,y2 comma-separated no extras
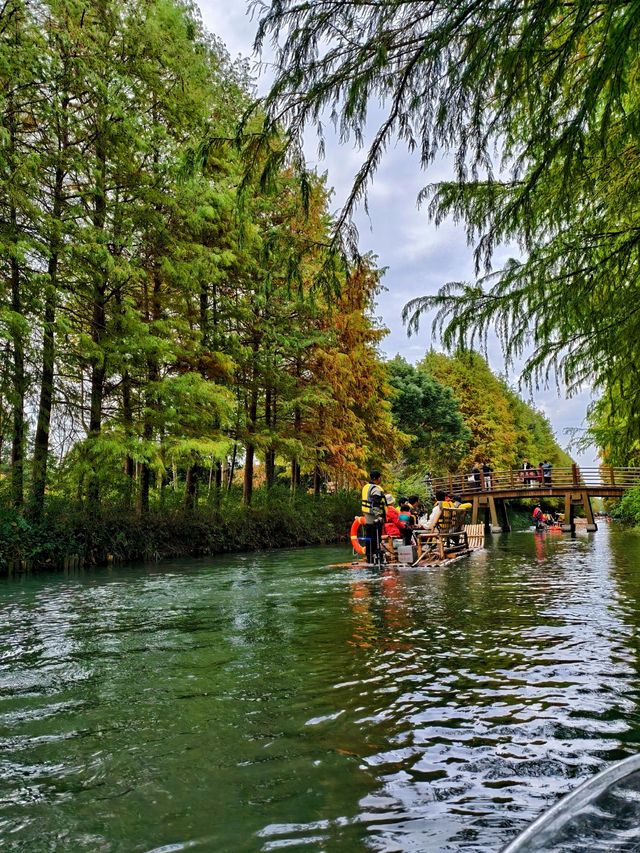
502,754,640,851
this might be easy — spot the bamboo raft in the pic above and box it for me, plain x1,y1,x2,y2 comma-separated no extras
352,512,485,569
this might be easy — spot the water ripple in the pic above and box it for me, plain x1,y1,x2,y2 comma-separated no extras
0,534,638,850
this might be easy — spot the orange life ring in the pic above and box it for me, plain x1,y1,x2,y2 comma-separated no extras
350,516,366,555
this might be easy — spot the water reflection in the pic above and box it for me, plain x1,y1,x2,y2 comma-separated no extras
0,534,639,851
331,533,640,850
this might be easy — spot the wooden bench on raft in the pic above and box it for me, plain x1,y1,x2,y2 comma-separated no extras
414,507,470,565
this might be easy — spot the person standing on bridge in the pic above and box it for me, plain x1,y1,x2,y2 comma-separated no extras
482,461,493,490
521,458,534,487
542,460,552,485
469,464,481,491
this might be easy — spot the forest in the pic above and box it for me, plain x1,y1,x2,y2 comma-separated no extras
257,2,639,466
0,0,575,570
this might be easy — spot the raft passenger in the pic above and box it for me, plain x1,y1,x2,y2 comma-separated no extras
419,490,447,530
383,495,404,539
407,495,422,526
398,500,414,545
532,504,545,530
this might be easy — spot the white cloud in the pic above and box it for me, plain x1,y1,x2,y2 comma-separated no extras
198,2,252,53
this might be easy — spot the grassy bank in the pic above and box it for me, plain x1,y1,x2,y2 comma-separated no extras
0,489,359,574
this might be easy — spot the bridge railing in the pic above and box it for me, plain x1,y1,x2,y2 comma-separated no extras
430,466,640,497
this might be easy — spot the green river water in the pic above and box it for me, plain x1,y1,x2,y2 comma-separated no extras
1,527,640,852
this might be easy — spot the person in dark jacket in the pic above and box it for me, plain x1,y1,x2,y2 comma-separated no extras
482,462,492,490
361,471,387,563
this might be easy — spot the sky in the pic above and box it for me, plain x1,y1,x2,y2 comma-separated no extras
198,1,597,468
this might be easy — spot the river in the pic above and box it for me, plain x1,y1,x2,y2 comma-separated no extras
1,527,640,852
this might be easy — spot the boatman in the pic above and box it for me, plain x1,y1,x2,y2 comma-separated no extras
361,471,387,564
532,504,545,530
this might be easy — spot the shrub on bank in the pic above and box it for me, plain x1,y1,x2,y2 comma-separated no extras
0,488,359,574
611,486,640,525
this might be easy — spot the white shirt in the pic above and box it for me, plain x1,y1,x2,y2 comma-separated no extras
419,504,441,531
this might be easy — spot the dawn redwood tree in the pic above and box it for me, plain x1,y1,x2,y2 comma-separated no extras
255,1,640,458
421,350,573,471
0,0,41,508
27,1,87,519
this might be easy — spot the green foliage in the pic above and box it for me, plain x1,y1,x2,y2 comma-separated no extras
613,487,640,526
420,350,572,471
0,488,359,573
255,0,640,466
386,355,470,475
587,388,640,467
0,0,398,528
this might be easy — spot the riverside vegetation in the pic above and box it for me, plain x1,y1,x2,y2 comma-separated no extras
0,0,572,572
254,1,640,513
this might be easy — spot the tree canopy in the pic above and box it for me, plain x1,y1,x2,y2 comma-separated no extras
420,350,573,472
256,1,640,462
0,0,400,518
386,355,470,475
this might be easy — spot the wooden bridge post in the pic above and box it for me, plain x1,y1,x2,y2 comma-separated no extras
488,495,511,533
562,492,575,533
488,496,499,532
471,495,479,525
497,499,511,532
583,492,597,532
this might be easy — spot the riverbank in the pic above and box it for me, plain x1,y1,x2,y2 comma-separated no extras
0,489,358,575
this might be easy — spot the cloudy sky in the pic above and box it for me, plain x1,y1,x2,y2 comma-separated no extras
198,1,597,468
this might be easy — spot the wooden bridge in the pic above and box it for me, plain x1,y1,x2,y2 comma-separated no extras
430,466,640,532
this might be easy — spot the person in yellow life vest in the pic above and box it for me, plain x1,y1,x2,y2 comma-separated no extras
451,494,472,511
361,470,387,564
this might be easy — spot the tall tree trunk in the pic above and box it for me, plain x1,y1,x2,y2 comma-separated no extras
227,443,237,491
243,386,258,505
139,113,164,516
0,393,6,462
122,369,135,506
87,284,106,506
290,405,301,493
8,96,25,510
29,148,65,518
138,270,161,517
265,385,276,488
290,355,302,494
10,247,25,510
312,409,324,498
185,464,198,510
87,113,107,506
199,280,208,346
